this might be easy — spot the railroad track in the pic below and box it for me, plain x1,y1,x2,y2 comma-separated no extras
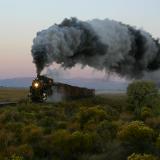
0,102,17,107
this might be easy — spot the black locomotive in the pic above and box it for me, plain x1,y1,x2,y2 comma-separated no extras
29,74,54,102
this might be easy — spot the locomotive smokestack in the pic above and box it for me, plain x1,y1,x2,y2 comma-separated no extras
37,73,40,78
31,18,160,79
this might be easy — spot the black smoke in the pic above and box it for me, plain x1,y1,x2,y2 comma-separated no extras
31,18,160,78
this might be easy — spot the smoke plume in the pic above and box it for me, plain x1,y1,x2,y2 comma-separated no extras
31,18,160,79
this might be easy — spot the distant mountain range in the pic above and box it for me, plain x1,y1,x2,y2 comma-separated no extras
0,77,128,92
0,77,34,88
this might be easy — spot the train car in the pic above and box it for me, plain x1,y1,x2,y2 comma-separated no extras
53,82,95,100
29,75,95,102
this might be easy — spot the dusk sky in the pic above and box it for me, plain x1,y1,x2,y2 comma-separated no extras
0,0,160,79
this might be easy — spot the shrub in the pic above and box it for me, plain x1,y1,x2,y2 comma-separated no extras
156,134,160,150
117,121,155,153
0,110,23,123
22,124,43,144
17,144,33,159
119,112,134,122
0,130,14,150
140,107,153,120
127,153,158,160
77,106,107,130
127,81,158,117
145,116,160,131
10,155,24,160
78,154,106,160
45,130,100,160
97,120,117,140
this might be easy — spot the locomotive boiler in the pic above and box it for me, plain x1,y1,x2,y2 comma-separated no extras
29,74,95,102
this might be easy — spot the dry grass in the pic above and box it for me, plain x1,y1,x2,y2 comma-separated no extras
0,87,28,102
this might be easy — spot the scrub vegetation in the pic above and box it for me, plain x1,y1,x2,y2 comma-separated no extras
0,81,160,160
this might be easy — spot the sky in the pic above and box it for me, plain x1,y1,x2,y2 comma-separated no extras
0,0,160,79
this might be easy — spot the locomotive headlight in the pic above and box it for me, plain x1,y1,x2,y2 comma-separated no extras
34,82,39,88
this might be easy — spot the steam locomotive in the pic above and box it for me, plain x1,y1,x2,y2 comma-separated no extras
29,74,54,102
29,74,95,102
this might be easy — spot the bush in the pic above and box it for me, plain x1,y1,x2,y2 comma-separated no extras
127,81,158,117
97,120,117,140
0,130,14,150
78,154,106,160
43,130,101,160
22,125,43,144
156,134,160,150
127,153,158,160
10,155,24,160
140,107,153,120
77,106,107,130
117,121,155,153
17,144,33,159
145,116,160,131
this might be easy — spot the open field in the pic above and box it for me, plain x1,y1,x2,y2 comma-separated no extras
0,88,29,102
